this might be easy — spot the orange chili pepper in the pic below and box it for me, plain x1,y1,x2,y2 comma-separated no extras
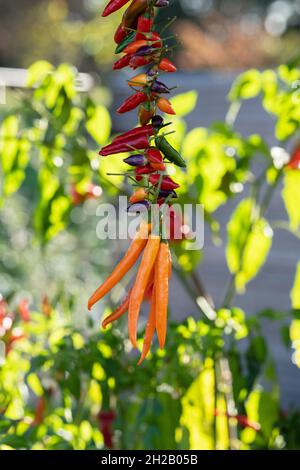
124,39,148,55
138,288,156,365
130,188,148,203
128,234,161,347
102,290,132,329
157,97,176,115
88,221,150,310
155,241,170,349
127,73,149,87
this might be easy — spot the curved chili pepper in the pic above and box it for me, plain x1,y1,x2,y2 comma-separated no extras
102,0,131,17
155,241,170,349
117,91,148,114
138,288,156,365
123,0,148,30
102,290,132,329
88,221,150,310
113,54,133,70
100,134,150,156
150,174,180,190
159,58,177,73
128,234,161,347
157,97,176,114
155,136,186,168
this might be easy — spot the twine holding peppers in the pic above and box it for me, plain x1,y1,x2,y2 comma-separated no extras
88,0,187,364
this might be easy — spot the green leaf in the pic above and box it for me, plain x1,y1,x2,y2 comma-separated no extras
282,170,300,230
226,199,273,291
170,90,198,117
86,105,111,146
291,262,300,309
180,360,215,450
229,70,262,102
26,60,54,87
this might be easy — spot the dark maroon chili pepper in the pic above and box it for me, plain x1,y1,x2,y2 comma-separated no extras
150,174,180,190
99,134,150,156
114,23,127,44
151,115,164,128
159,189,178,199
155,0,169,6
113,54,133,70
151,80,170,94
113,125,154,144
135,46,156,57
127,201,150,212
135,164,156,181
117,92,147,114
123,154,147,167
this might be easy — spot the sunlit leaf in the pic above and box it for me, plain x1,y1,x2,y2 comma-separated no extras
170,90,198,117
86,105,111,146
229,70,262,102
282,170,300,230
291,262,300,309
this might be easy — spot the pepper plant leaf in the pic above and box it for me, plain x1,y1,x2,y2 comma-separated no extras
226,199,273,292
291,261,300,309
282,170,300,230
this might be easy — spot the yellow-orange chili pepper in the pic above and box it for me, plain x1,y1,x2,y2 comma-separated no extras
138,289,156,365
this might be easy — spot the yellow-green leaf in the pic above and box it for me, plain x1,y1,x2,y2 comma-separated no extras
86,105,111,145
170,90,198,117
282,170,300,230
291,262,300,309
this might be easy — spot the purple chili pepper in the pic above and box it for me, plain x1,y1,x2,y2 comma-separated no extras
151,80,170,94
155,0,170,7
159,190,178,199
147,67,159,78
123,154,147,167
152,115,164,128
135,45,156,57
127,201,150,213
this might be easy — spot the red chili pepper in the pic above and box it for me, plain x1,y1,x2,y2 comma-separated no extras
102,0,131,17
158,58,177,73
135,164,156,178
287,144,300,169
150,174,180,190
130,55,153,69
117,91,148,114
114,23,127,44
149,31,163,49
146,148,163,164
100,134,150,156
113,54,133,70
136,12,154,40
113,125,154,144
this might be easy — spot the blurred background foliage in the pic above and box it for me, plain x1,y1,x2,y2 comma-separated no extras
0,0,300,452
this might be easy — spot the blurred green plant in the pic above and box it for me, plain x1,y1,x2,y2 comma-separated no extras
1,61,300,450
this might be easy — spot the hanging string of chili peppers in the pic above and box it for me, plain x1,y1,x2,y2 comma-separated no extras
88,0,186,364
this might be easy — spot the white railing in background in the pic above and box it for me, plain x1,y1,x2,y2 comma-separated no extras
0,67,94,92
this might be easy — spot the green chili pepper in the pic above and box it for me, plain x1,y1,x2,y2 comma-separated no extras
115,31,136,54
155,136,186,168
